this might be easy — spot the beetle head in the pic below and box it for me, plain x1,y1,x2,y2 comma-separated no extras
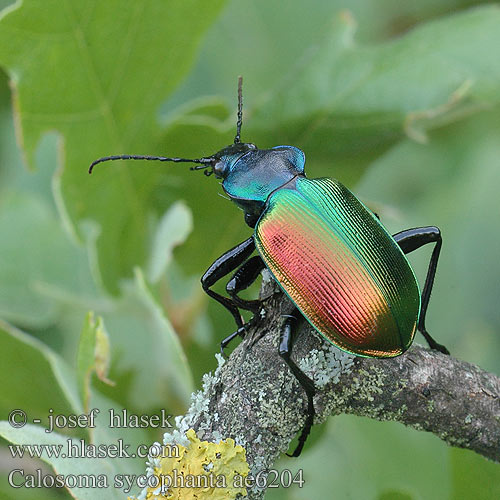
210,142,258,179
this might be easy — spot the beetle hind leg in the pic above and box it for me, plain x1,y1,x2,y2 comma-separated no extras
279,308,316,457
393,226,449,355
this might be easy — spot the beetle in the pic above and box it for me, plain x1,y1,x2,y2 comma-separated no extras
89,77,449,457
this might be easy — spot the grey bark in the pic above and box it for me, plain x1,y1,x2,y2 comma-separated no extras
175,278,500,499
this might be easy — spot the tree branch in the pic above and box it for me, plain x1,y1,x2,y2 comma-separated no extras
175,277,500,499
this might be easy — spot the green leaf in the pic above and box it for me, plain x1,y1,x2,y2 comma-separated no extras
0,423,123,500
77,312,113,413
0,321,155,496
0,480,69,500
147,201,193,284
0,319,82,423
101,269,194,410
0,191,98,329
0,71,56,205
249,6,500,162
0,0,227,292
377,493,413,500
451,447,500,500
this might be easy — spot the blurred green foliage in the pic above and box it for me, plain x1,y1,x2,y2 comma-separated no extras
0,1,499,499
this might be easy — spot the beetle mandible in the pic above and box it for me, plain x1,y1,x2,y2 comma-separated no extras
89,77,449,457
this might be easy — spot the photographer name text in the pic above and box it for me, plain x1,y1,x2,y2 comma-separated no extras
8,408,173,432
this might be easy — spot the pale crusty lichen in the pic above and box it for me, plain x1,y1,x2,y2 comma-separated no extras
298,344,355,388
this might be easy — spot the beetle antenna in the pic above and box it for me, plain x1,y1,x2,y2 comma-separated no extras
234,76,243,144
88,154,214,174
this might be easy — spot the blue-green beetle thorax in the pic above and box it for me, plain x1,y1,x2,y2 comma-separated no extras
215,145,305,212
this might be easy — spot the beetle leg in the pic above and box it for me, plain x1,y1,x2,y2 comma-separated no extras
220,256,265,355
201,237,255,328
226,255,265,312
393,226,449,355
279,309,316,457
219,325,247,357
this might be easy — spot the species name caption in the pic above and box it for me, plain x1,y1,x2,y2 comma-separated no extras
7,468,305,493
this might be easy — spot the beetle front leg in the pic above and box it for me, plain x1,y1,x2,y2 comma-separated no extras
393,226,449,355
226,255,266,312
201,236,255,328
218,256,266,356
279,308,316,458
220,255,266,356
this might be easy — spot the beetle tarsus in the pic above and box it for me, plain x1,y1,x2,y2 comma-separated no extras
220,325,247,357
419,328,450,355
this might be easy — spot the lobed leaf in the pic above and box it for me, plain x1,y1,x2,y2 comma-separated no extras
0,0,227,292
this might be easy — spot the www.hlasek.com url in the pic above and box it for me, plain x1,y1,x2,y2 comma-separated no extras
8,438,173,460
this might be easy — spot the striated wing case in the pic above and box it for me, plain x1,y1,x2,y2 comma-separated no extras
254,176,420,357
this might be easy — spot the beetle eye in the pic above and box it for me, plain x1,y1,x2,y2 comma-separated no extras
213,160,228,179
